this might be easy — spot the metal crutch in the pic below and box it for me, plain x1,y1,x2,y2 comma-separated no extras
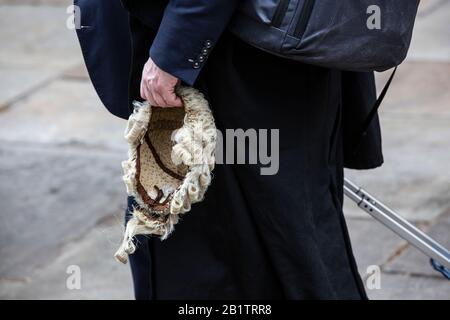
344,178,450,279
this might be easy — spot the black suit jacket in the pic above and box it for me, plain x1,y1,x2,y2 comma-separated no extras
121,0,240,86
75,0,383,169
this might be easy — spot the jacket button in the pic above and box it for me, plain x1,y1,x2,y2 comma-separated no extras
197,54,206,62
204,40,213,48
201,48,209,55
193,61,201,69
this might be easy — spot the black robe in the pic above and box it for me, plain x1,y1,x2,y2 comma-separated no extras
126,16,383,300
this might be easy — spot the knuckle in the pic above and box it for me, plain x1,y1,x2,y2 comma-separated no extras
153,82,164,92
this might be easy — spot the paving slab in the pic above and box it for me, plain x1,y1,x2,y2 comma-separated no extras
345,115,450,221
0,3,79,69
345,61,450,222
0,66,57,110
384,211,450,277
346,218,407,272
367,272,450,300
0,79,127,151
61,63,90,81
0,216,134,300
0,3,83,107
0,143,126,280
375,62,450,117
0,1,68,5
408,0,450,62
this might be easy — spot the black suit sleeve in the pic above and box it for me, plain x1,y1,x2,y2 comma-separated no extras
149,0,241,85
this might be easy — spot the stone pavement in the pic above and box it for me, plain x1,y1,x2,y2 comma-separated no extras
0,1,448,300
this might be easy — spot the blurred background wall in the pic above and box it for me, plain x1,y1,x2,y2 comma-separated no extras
0,0,448,299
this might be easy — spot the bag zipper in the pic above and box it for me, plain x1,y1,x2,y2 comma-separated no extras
293,0,315,38
271,0,291,28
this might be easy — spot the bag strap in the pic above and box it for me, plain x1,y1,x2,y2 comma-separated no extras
353,67,397,155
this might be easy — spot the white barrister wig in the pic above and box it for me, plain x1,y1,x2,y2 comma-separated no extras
115,87,217,263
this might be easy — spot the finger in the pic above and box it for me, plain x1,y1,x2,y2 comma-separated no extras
143,81,157,106
162,88,183,107
140,81,148,101
151,86,167,107
140,65,151,101
141,82,154,105
146,89,157,107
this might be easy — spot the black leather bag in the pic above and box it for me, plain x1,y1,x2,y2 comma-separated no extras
229,0,419,72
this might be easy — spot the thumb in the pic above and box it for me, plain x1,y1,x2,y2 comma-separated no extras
164,90,183,107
